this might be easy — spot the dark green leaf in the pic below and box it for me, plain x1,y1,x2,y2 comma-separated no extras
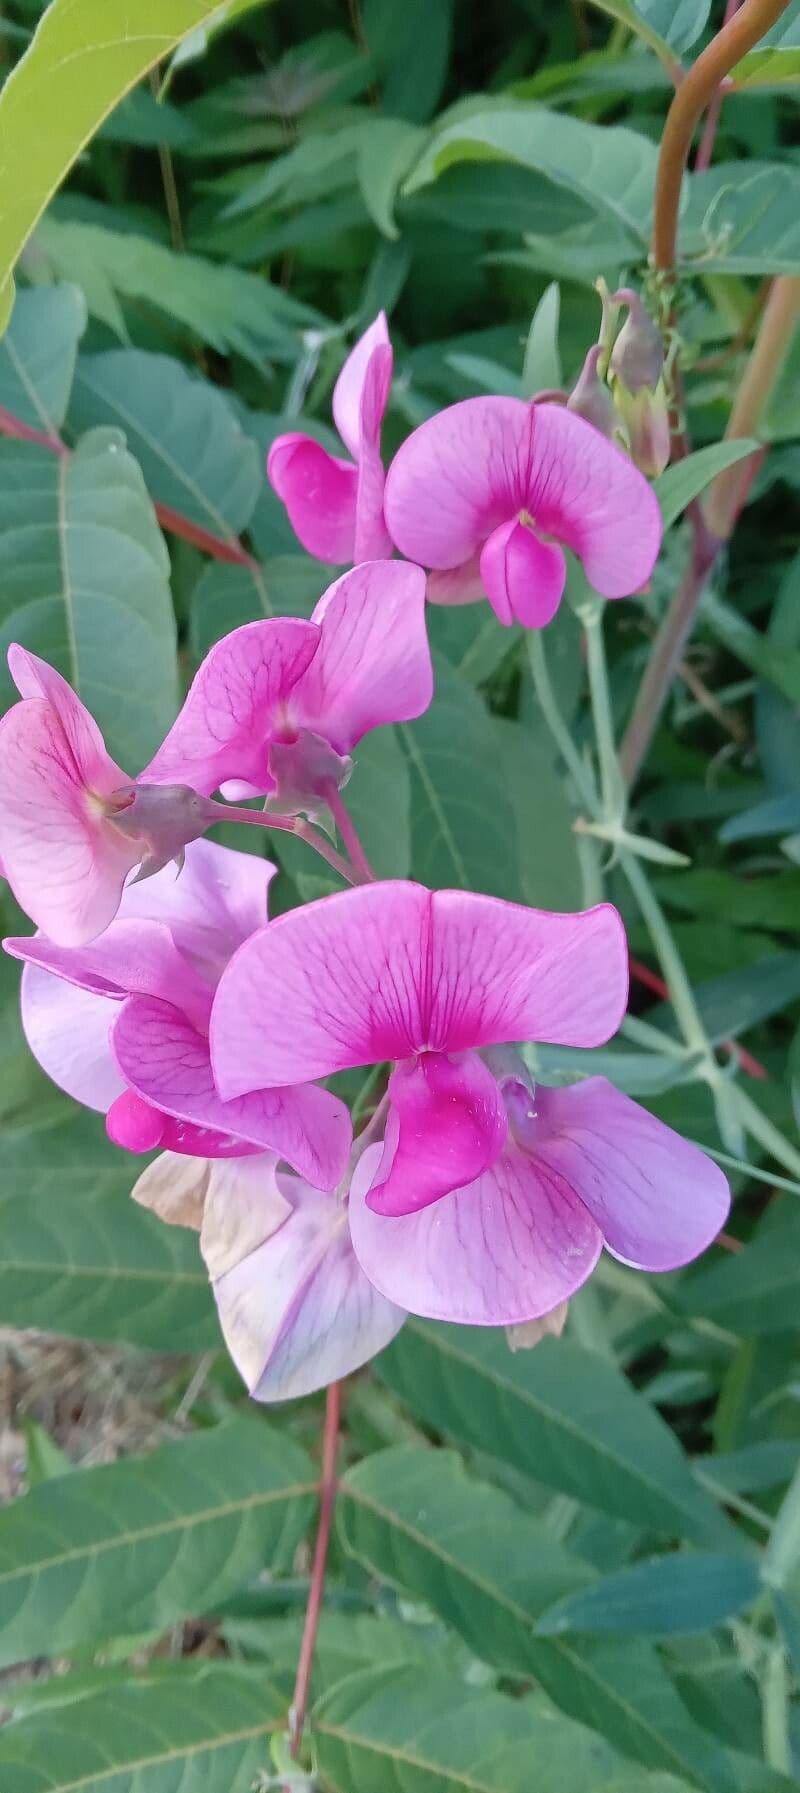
537,1554,759,1638
0,283,86,433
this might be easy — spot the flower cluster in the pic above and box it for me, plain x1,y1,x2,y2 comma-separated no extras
0,312,728,1402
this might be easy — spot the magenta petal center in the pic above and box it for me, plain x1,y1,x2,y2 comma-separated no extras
366,1050,508,1217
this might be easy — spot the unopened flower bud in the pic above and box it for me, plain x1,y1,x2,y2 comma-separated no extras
507,1301,569,1352
608,290,670,478
567,345,620,441
618,379,672,479
609,288,665,393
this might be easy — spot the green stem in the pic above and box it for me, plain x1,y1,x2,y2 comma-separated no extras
761,1645,792,1776
584,607,624,824
527,634,596,811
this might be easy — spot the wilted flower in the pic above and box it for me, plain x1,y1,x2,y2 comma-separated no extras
211,882,729,1324
383,397,662,629
4,839,350,1186
268,312,393,563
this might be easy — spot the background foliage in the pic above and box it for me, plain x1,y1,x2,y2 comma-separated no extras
1,0,800,1787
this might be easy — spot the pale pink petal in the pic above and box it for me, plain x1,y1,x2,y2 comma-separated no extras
332,312,390,460
353,343,394,561
367,1050,507,1217
528,1079,731,1271
131,1150,211,1231
385,397,531,569
115,838,276,976
5,919,212,1034
426,557,485,606
0,699,138,946
267,435,358,564
290,562,432,754
112,995,352,1188
7,645,128,789
20,963,124,1112
211,885,628,1097
350,1138,601,1324
524,404,662,599
141,618,319,796
212,882,431,1093
479,519,565,630
206,1159,405,1401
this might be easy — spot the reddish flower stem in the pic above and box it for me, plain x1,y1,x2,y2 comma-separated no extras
629,954,768,1080
0,406,259,570
288,1379,342,1763
694,0,742,173
324,783,376,883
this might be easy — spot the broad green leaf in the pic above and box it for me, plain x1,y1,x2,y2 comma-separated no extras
224,1608,473,1687
426,603,512,684
763,1461,800,1593
731,1,800,87
0,284,86,434
0,1418,314,1669
702,592,800,706
680,165,800,276
522,281,562,397
340,1445,594,1665
36,215,317,360
0,1112,216,1351
397,656,522,898
70,350,261,540
190,557,329,649
0,1662,285,1792
363,0,454,122
0,0,273,328
647,952,800,1044
376,1323,726,1543
356,117,425,238
343,726,412,880
403,103,658,247
0,429,177,766
583,0,691,65
720,792,800,844
680,1213,800,1336
495,717,584,910
655,441,760,532
537,1554,759,1638
313,1663,622,1793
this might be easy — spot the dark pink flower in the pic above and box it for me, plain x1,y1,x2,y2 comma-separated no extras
383,397,662,628
268,312,393,563
140,560,431,808
5,839,351,1187
210,882,729,1325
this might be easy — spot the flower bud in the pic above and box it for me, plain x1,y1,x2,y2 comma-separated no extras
566,345,621,441
107,782,217,881
609,288,665,393
608,290,671,478
617,379,672,479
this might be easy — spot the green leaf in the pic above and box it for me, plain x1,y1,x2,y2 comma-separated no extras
680,1212,800,1336
537,1554,759,1638
356,118,425,238
0,1113,216,1351
190,556,329,649
0,284,86,434
730,1,800,88
522,281,562,397
70,350,261,541
22,1420,73,1489
702,592,800,707
655,441,760,531
0,429,177,767
0,0,273,328
313,1663,622,1793
0,1418,314,1669
376,1323,726,1543
583,0,684,66
680,165,800,276
342,726,412,880
36,214,316,360
0,1662,286,1792
494,718,584,911
403,103,658,248
397,656,522,898
720,792,800,844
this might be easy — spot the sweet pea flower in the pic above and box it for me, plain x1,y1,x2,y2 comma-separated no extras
132,1146,405,1402
267,312,393,563
211,883,729,1325
0,645,225,946
383,397,662,628
4,839,351,1189
141,560,431,811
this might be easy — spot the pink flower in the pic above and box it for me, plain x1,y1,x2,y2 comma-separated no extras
383,397,662,628
5,839,351,1189
0,646,222,946
141,560,432,808
132,1148,405,1402
211,882,729,1325
267,313,393,564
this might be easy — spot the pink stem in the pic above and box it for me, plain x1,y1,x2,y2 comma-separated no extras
324,784,376,883
288,1380,342,1761
694,0,741,171
206,800,358,887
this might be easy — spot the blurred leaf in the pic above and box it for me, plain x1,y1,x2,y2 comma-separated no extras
522,281,562,397
35,216,318,359
22,1421,73,1489
731,1,800,87
0,429,177,767
403,104,657,248
342,726,412,880
755,551,800,797
0,0,268,328
364,0,454,122
680,1212,800,1336
190,557,329,651
651,954,800,1045
720,792,800,844
357,118,424,238
71,350,261,540
681,165,800,275
537,1554,759,1639
654,869,800,931
397,656,522,898
0,1418,313,1669
495,718,584,910
585,0,708,62
313,1663,623,1793
0,284,86,433
0,1663,286,1792
377,1323,726,1543
655,441,760,532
